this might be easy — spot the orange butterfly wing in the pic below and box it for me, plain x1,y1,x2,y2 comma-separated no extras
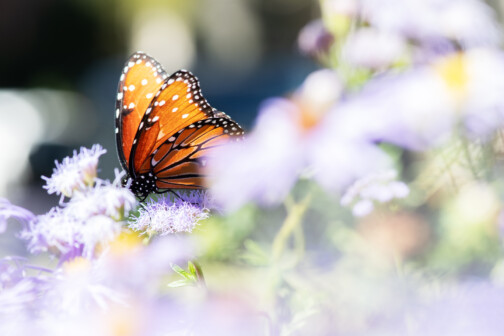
129,70,216,174
150,116,244,190
115,52,168,170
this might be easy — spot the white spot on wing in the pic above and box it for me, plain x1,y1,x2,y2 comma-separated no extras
128,84,135,91
182,113,189,119
172,95,179,101
128,102,135,109
117,92,123,100
172,107,178,113
146,93,153,99
141,79,148,85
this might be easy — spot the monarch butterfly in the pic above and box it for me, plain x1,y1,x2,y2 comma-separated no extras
115,52,244,200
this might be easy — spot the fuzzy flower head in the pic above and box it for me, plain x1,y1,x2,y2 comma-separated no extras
65,170,137,222
42,144,106,200
129,192,211,236
341,170,410,217
0,198,35,234
20,208,123,260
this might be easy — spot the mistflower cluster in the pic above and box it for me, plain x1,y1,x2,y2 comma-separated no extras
341,170,410,217
42,144,106,201
21,146,137,260
129,192,212,236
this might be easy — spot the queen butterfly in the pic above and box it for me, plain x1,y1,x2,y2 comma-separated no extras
115,52,244,200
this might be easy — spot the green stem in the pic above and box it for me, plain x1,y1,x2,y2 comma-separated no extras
461,137,479,179
272,192,312,262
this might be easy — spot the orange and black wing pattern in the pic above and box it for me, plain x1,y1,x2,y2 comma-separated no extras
115,52,167,171
115,52,244,199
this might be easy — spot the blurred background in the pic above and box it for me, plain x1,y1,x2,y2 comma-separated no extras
0,0,321,213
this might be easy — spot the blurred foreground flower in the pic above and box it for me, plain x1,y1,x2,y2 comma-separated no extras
208,70,393,210
341,170,409,217
0,198,35,233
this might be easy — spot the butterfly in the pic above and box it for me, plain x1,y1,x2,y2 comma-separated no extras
115,52,244,200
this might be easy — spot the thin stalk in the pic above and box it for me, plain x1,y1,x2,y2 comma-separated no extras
272,192,313,262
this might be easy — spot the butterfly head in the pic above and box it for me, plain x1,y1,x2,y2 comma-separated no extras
128,172,157,200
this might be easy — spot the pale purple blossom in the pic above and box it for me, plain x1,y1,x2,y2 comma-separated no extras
129,192,211,235
0,198,35,233
361,0,501,49
298,19,333,58
342,28,407,69
21,208,122,260
43,257,125,315
341,170,409,216
384,282,504,336
0,257,50,315
341,48,504,149
208,98,305,210
65,170,136,221
42,144,106,201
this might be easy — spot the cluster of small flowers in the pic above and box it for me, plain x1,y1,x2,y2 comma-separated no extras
0,145,252,335
19,145,137,260
340,170,410,216
208,0,504,216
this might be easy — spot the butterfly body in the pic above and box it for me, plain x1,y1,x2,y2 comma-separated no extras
115,52,243,199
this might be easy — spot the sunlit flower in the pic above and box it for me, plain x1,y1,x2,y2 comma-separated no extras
21,208,122,260
341,170,409,217
44,257,124,315
362,0,500,49
389,282,504,335
342,27,407,69
66,170,136,221
0,199,34,233
129,192,211,235
0,257,50,321
208,98,305,210
42,144,106,201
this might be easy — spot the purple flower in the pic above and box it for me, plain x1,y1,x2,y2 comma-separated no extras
65,170,137,221
0,257,50,315
0,199,35,234
298,19,334,58
341,27,406,69
340,170,409,216
20,207,122,260
129,192,211,235
362,0,501,49
208,98,305,210
386,282,504,336
42,144,106,201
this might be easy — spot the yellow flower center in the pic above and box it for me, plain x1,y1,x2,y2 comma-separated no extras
434,53,468,102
